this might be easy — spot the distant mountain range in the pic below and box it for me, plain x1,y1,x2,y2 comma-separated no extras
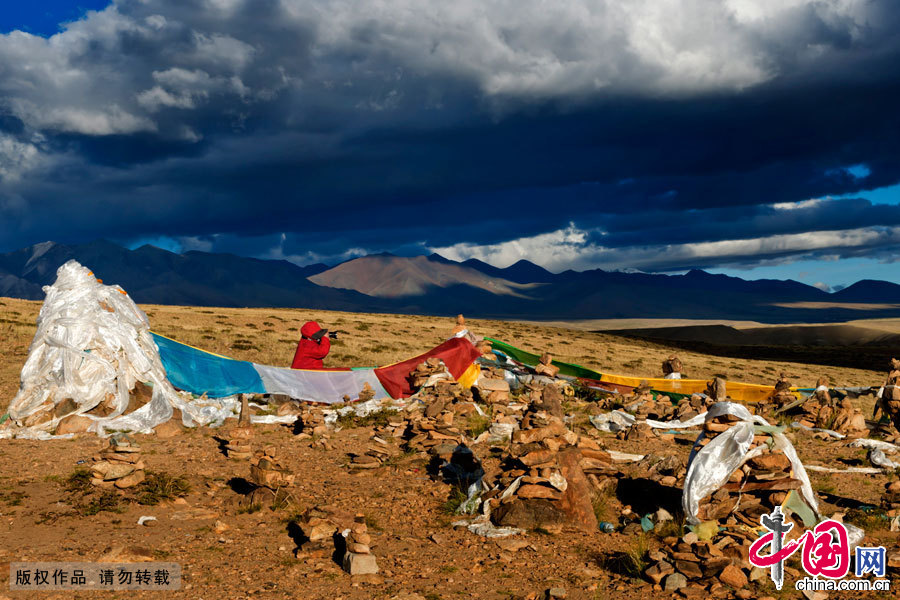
2,240,900,323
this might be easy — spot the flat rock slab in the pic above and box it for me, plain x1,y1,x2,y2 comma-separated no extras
343,551,378,575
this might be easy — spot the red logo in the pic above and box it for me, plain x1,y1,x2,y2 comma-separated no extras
750,516,850,580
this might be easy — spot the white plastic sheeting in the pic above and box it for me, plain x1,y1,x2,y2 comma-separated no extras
682,403,816,526
255,364,389,405
589,409,708,433
2,261,253,438
322,397,404,426
849,438,899,453
681,402,865,548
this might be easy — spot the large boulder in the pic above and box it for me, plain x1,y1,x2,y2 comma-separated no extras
55,414,94,435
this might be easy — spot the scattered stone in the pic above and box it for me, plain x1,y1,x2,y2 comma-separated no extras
663,573,687,591
98,545,154,563
718,564,748,589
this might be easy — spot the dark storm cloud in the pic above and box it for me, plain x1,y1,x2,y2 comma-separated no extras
2,0,900,273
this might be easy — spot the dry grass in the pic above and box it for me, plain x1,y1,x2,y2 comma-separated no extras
0,296,888,412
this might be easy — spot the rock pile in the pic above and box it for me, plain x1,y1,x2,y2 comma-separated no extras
358,382,376,402
295,405,329,438
51,382,157,435
644,532,752,594
295,506,338,554
451,314,467,336
882,480,900,514
534,352,560,378
789,375,867,436
224,395,254,459
403,409,463,456
224,426,253,460
706,377,728,402
641,454,687,488
484,391,617,532
348,436,397,470
794,376,833,428
373,415,408,440
769,373,795,408
876,358,900,432
661,356,683,378
829,398,868,437
623,381,674,421
694,414,802,529
409,357,450,389
343,514,379,575
90,435,145,489
671,391,718,422
474,376,511,405
247,447,294,506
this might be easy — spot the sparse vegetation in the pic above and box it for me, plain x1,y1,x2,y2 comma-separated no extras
135,471,191,505
602,534,649,578
81,490,124,516
465,414,491,438
440,487,469,514
335,408,394,429
65,468,94,494
237,503,263,514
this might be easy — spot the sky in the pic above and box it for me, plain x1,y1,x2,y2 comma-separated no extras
0,1,898,291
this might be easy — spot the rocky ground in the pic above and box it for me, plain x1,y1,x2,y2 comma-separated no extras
0,393,896,600
1,298,898,599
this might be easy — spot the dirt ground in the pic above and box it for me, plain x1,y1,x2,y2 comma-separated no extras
0,297,897,599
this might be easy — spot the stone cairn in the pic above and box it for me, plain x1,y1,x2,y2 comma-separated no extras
410,357,449,388
661,355,683,378
247,446,294,507
295,405,328,436
348,435,396,470
639,454,687,488
876,358,900,435
296,506,338,555
794,375,834,428
789,375,868,437
358,382,376,402
664,378,724,423
645,412,808,593
534,352,560,378
401,361,477,458
451,313,467,336
90,435,146,489
616,381,673,442
828,397,868,437
770,373,795,409
373,414,408,440
882,480,900,515
623,380,674,424
644,530,751,594
403,401,463,458
224,395,254,460
343,514,379,575
484,387,618,532
474,374,510,405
